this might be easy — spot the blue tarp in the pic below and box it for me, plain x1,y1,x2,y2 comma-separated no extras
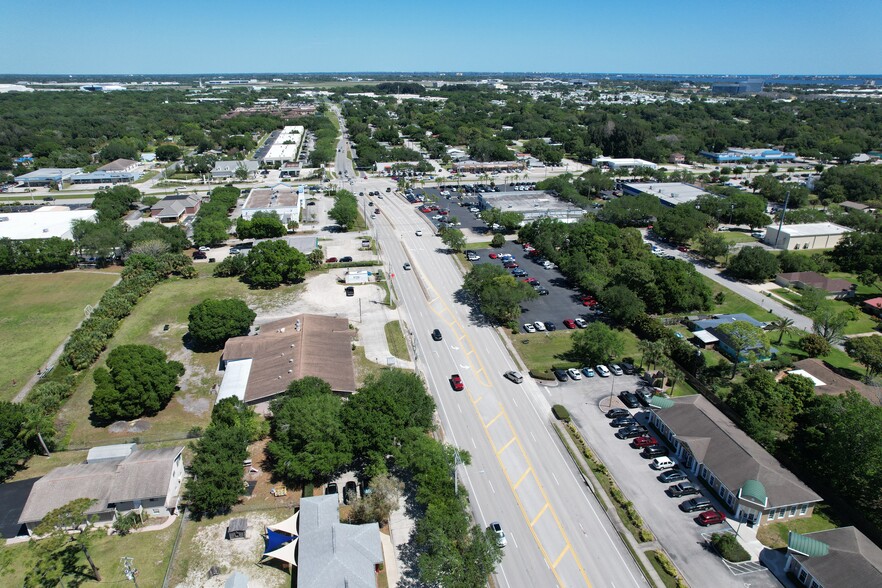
265,528,294,553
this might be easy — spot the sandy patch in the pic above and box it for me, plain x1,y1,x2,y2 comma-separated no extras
176,393,211,416
107,420,151,433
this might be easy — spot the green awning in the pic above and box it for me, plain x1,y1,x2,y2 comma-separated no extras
650,396,675,409
740,479,767,504
788,531,829,557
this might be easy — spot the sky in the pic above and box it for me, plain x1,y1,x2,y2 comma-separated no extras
2,0,879,75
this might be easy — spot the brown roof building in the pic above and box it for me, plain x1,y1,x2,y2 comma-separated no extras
791,358,880,404
218,314,356,407
776,271,854,295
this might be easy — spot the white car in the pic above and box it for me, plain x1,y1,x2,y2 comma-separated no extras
596,364,611,377
490,522,507,547
470,207,480,213
432,214,443,220
574,318,588,328
415,230,423,236
198,246,211,252
567,368,582,380
533,321,546,332
523,323,536,333
504,370,525,384
610,364,624,376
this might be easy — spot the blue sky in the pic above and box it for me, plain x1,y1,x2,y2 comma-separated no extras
2,0,878,74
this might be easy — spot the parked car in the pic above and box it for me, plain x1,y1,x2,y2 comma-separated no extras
345,286,355,297
567,368,582,380
641,446,669,458
605,408,630,419
489,253,499,259
450,374,464,391
553,369,569,382
535,287,550,295
533,321,546,332
698,510,727,526
658,469,688,483
651,457,676,470
596,365,611,377
618,391,640,408
325,257,338,263
193,250,207,259
615,425,648,439
544,321,557,331
431,329,442,341
574,318,588,328
632,435,658,448
610,416,637,428
490,522,507,547
325,482,338,495
669,482,700,497
504,370,524,384
563,319,577,329
679,497,712,512
512,268,527,277
620,362,636,375
523,323,536,333
344,480,359,504
609,364,624,376
198,246,211,252
581,367,596,378
416,230,423,236
635,389,653,407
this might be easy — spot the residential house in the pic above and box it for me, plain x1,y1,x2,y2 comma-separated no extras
862,297,882,318
689,314,773,362
786,527,882,588
669,152,686,164
150,194,201,223
775,272,855,298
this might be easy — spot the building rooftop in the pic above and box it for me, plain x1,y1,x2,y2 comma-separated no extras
623,182,712,207
767,222,852,237
151,194,200,219
212,160,259,174
98,158,138,172
791,358,878,403
790,527,882,588
777,271,854,293
243,184,301,211
691,313,767,330
0,208,98,240
15,168,82,181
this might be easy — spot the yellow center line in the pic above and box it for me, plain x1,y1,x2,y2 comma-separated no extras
471,395,484,405
496,437,517,455
553,545,571,568
485,412,504,428
531,503,550,527
513,468,532,489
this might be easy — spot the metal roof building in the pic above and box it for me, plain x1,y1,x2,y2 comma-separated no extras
0,208,98,240
763,222,852,251
14,168,82,188
622,182,712,207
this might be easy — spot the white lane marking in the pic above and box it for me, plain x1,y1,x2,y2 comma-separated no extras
552,473,560,486
471,436,476,448
513,397,519,407
489,481,495,494
530,431,537,442
543,386,551,397
458,403,463,414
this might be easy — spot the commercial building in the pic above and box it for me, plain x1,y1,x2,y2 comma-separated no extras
69,170,140,185
477,191,585,224
699,148,796,163
14,167,82,189
451,160,525,174
0,208,98,240
150,194,201,223
217,314,356,410
279,162,301,178
711,79,765,95
98,158,140,173
18,445,184,534
242,184,304,224
591,156,658,170
621,182,712,207
763,222,852,250
648,395,821,526
785,526,882,588
260,126,305,165
211,159,259,181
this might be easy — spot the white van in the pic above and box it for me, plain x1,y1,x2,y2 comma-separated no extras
651,457,675,470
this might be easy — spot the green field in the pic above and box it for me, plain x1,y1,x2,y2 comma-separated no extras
511,326,641,379
757,504,840,549
0,270,120,402
703,276,778,322
719,230,759,244
384,320,410,360
57,275,298,448
772,288,879,335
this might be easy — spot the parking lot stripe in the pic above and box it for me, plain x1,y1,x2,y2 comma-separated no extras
531,503,549,526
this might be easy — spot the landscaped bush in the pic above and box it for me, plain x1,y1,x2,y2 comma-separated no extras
711,532,751,562
552,404,571,421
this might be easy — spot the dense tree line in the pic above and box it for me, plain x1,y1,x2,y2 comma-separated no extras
235,211,286,239
462,263,538,325
0,237,76,273
192,185,237,246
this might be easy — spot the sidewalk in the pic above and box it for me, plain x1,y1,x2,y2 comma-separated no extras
387,495,415,583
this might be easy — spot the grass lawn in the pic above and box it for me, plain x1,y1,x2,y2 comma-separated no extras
757,504,840,549
384,320,411,361
719,230,759,244
133,169,158,184
827,272,882,297
511,327,642,379
774,331,864,377
646,550,682,588
704,276,778,322
57,275,295,449
0,270,120,402
771,288,879,335
1,515,181,587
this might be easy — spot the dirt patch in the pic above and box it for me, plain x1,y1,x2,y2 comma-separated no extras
107,420,151,434
177,393,210,416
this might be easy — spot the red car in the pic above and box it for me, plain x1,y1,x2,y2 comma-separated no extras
503,261,519,269
698,510,726,526
489,253,499,259
450,374,464,391
632,436,658,448
677,245,690,253
325,257,338,263
439,210,449,215
420,207,432,213
581,296,598,307
522,277,538,285
563,319,576,329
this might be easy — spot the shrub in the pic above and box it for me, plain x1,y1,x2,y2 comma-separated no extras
799,333,832,357
552,404,571,421
490,233,506,247
711,532,751,562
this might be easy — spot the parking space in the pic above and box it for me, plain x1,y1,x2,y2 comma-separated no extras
553,384,781,588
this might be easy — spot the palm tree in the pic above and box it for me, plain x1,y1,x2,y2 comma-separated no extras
638,340,665,370
655,356,677,393
768,317,796,344
19,406,54,457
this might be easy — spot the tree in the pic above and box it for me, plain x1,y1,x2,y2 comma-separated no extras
234,165,249,180
188,298,256,350
654,204,714,244
798,286,827,314
155,144,182,161
244,240,310,288
90,345,185,422
490,233,505,247
570,323,624,365
599,285,646,325
0,401,30,481
637,339,666,370
811,303,851,344
192,217,231,247
799,333,832,358
439,226,467,252
236,212,286,239
30,498,102,582
845,336,882,380
18,404,55,457
696,230,730,261
859,270,881,293
347,474,404,526
726,246,780,282
328,190,358,231
462,263,537,324
715,321,770,378
92,185,141,221
768,317,796,344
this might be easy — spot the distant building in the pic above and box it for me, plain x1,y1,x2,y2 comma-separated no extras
862,297,882,318
700,148,796,163
689,313,774,363
711,79,765,95
478,191,584,224
0,208,98,240
98,158,140,173
279,162,301,178
775,272,854,298
14,167,82,189
451,160,525,174
211,160,259,181
150,194,201,223
259,126,304,165
764,222,851,250
69,170,139,185
839,201,873,213
621,182,712,207
242,184,303,223
591,156,658,170
80,84,126,92
668,152,686,164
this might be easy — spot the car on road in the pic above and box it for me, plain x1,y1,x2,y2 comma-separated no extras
544,321,557,331
641,446,669,458
523,323,536,333
610,416,637,428
632,435,658,448
490,522,507,547
698,510,727,526
563,319,576,329
650,456,676,470
504,370,524,384
679,497,712,512
403,262,412,270
193,251,207,259
618,391,640,408
669,482,700,497
415,230,423,236
596,365,611,377
450,374,464,391
553,369,569,382
533,321,546,332
326,257,338,263
605,408,630,419
609,364,624,376
431,329,442,341
574,318,588,328
567,368,582,380
339,256,353,263
615,425,648,439
535,287,550,295
581,367,595,378
658,469,688,483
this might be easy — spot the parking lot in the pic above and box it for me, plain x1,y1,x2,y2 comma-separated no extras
549,379,781,588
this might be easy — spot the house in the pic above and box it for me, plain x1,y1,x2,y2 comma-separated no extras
296,495,383,588
241,184,303,224
217,314,356,411
763,222,852,251
775,272,855,298
18,446,184,534
0,478,40,538
839,201,872,213
688,314,773,362
785,527,882,588
211,160,259,181
669,152,686,164
862,297,882,318
150,194,201,223
98,158,139,173
788,359,878,404
647,395,822,525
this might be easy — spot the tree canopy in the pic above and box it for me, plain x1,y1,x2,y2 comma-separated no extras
188,298,255,349
244,240,310,288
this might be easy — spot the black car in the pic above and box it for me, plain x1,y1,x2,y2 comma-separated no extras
605,408,630,419
325,482,338,495
339,256,353,263
431,329,443,341
641,446,669,458
544,322,557,331
618,391,640,409
344,481,359,504
610,416,637,428
620,362,636,375
679,497,712,512
669,482,700,497
193,250,207,259
553,369,569,382
635,389,653,407
535,287,550,295
615,425,648,439
658,469,688,483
